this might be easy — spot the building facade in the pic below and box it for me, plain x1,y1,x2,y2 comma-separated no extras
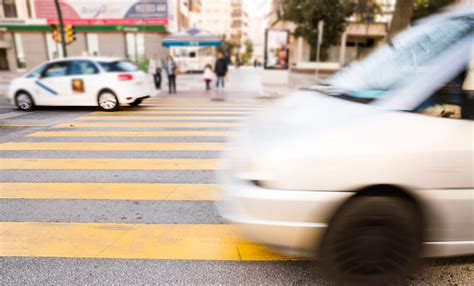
0,0,192,73
266,0,395,71
192,0,247,50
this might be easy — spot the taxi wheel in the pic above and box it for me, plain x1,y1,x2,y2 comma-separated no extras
319,195,421,286
98,91,119,111
15,92,35,111
129,98,143,107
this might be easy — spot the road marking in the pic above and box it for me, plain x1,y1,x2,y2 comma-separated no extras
1,158,218,170
0,222,292,261
92,111,251,115
27,131,235,137
0,112,31,120
0,142,226,151
53,122,239,128
0,183,218,200
139,107,259,110
76,116,242,121
0,123,49,127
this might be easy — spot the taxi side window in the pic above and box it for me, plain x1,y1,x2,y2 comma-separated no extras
42,62,69,78
69,61,99,76
415,65,474,120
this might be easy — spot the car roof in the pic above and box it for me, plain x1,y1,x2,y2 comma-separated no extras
48,57,125,63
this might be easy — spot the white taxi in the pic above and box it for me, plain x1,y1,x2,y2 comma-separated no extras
7,57,158,111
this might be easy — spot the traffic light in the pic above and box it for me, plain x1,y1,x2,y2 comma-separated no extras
50,24,61,43
65,24,76,45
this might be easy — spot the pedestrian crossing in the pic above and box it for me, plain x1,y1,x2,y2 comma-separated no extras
0,96,293,261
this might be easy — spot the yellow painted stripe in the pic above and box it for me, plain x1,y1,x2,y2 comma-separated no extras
92,111,251,115
0,123,49,127
53,122,239,128
76,116,242,121
27,131,235,137
0,142,226,151
1,158,218,170
0,222,292,260
0,183,217,200
140,106,260,110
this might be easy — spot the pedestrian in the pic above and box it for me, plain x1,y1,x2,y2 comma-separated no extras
163,55,177,94
214,53,227,89
148,53,162,89
203,64,214,91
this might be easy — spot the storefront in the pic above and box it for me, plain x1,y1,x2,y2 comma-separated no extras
0,0,171,72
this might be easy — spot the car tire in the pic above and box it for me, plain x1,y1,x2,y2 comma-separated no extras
15,92,35,111
128,98,143,107
319,195,422,286
98,91,119,111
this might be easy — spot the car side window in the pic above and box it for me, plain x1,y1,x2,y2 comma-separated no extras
42,62,69,78
69,61,99,76
415,65,474,120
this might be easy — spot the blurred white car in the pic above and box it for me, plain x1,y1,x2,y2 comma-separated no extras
218,7,473,285
8,57,158,111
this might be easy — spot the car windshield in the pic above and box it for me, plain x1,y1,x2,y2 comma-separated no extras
319,14,474,103
98,61,138,72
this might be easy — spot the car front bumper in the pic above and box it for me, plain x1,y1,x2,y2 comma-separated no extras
216,171,353,257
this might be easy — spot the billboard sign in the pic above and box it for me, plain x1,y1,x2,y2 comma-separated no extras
34,0,168,25
264,29,290,70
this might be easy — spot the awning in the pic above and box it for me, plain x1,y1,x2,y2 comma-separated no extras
163,27,222,47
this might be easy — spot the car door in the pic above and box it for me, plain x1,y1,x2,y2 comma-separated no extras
66,60,101,106
35,61,71,106
413,60,474,244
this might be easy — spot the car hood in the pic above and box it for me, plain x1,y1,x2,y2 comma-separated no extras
224,91,381,177
235,91,378,147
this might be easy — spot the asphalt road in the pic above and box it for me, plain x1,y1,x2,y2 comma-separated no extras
0,96,473,285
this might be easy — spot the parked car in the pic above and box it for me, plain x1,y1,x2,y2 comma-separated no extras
8,57,158,111
218,7,473,285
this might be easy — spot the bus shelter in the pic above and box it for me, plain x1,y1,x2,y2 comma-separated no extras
163,28,222,73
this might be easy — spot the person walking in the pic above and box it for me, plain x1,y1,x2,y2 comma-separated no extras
148,54,161,89
203,64,214,91
214,53,227,89
163,55,177,94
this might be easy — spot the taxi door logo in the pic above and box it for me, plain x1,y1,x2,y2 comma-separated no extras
72,79,84,93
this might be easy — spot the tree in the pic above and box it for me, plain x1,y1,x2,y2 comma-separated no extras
241,40,254,65
387,0,416,39
280,0,353,61
345,0,383,22
218,34,237,56
388,0,455,39
412,0,456,20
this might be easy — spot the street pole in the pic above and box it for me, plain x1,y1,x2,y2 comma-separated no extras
54,0,67,57
315,20,324,81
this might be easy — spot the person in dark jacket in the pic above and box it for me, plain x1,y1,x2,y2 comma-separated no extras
163,55,177,94
214,53,228,89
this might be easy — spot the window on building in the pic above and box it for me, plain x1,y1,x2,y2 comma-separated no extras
2,0,17,18
86,33,99,56
45,33,63,60
13,33,26,69
125,33,145,63
0,49,9,71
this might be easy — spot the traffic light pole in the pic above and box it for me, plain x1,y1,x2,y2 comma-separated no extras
54,0,68,57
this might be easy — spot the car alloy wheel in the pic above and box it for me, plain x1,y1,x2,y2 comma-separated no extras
15,93,35,111
98,92,119,111
320,195,422,286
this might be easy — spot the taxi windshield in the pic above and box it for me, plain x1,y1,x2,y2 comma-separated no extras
321,15,474,101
